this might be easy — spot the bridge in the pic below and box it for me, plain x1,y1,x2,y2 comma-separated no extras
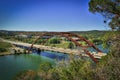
28,32,106,63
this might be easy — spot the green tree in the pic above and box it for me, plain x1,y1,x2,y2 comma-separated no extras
92,39,103,45
89,0,120,80
37,39,45,44
67,42,74,49
89,0,120,30
48,38,60,44
38,62,53,80
49,56,93,80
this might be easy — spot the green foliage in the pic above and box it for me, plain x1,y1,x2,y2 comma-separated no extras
50,42,71,48
51,59,93,80
15,70,37,80
89,0,120,80
48,38,61,44
89,0,120,30
93,25,120,80
38,62,53,80
51,44,56,47
0,42,11,48
0,48,7,52
0,41,12,52
92,39,103,45
31,54,94,80
27,39,34,44
101,31,119,48
37,39,45,44
83,35,88,40
94,47,120,80
39,62,53,72
67,42,74,49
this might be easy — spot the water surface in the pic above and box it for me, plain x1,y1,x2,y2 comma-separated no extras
0,53,55,80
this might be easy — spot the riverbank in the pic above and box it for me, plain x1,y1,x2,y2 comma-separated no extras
0,46,26,56
0,40,13,56
0,39,26,56
0,38,106,58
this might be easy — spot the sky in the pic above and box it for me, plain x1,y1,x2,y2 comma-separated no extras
0,0,109,31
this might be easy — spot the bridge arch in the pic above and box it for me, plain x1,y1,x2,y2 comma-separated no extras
28,32,102,63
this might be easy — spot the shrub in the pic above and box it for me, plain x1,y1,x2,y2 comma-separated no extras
0,48,7,52
67,42,74,49
48,38,61,44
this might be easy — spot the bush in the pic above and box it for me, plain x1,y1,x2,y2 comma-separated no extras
48,38,61,44
0,48,7,52
50,59,93,80
0,41,12,53
92,39,102,45
15,70,37,80
0,42,12,48
67,42,74,49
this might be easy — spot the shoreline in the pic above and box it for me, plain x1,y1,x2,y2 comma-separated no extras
0,46,26,56
0,38,106,58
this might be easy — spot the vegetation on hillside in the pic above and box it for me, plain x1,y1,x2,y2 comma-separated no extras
89,0,120,79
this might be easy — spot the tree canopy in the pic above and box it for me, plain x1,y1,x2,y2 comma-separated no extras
48,38,61,44
89,0,120,30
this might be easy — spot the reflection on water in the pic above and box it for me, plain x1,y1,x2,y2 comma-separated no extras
39,51,68,60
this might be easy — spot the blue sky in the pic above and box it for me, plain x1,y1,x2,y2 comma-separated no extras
0,0,108,31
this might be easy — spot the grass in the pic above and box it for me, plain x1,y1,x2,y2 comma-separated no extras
0,40,12,54
0,41,12,48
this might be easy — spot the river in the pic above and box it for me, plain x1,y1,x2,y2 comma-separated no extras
0,44,108,80
0,51,68,80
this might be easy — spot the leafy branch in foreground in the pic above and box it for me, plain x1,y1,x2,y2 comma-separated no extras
89,0,120,30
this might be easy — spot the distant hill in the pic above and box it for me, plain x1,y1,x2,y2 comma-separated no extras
69,30,108,34
0,30,108,35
